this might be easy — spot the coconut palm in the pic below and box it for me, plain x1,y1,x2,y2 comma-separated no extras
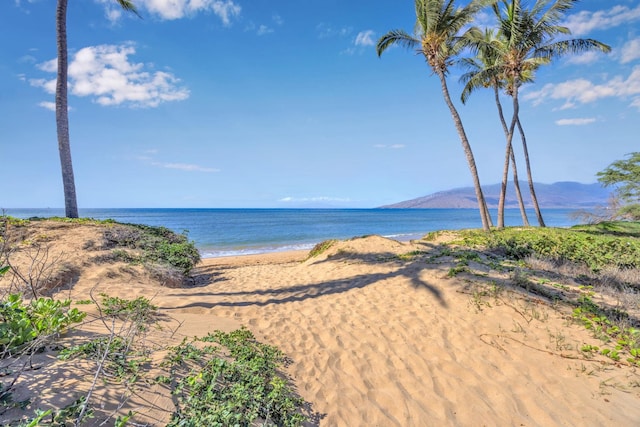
460,28,533,228
56,0,139,218
376,0,494,231
489,0,611,227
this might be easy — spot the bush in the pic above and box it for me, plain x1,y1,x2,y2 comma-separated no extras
0,294,86,355
102,224,201,275
460,225,640,273
167,328,308,427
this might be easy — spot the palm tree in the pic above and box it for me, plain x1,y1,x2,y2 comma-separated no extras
460,28,531,228
376,0,493,231
489,0,611,227
56,0,138,218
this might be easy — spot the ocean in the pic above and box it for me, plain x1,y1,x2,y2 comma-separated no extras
4,208,580,258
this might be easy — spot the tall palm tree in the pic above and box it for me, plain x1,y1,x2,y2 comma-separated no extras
460,28,533,227
377,0,493,232
56,0,138,218
490,0,611,227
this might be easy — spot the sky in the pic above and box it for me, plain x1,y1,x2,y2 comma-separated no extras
1,0,639,209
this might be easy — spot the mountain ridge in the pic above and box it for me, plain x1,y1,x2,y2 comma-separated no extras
381,181,612,209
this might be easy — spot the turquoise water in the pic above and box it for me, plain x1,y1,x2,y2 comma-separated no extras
5,208,579,258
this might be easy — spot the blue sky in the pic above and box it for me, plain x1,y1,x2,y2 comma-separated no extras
1,0,639,209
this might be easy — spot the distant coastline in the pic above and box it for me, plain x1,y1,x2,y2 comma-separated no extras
381,181,611,209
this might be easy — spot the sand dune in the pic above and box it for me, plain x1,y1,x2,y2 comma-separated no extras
2,224,640,426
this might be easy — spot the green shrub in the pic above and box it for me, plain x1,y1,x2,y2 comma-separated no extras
460,226,640,273
167,328,307,427
0,294,86,354
103,224,201,275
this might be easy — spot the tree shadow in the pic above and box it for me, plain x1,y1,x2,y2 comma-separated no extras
168,250,447,310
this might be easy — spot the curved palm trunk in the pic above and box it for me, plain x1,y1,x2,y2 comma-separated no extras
56,0,78,218
493,86,529,226
510,149,529,226
516,115,545,227
437,70,491,232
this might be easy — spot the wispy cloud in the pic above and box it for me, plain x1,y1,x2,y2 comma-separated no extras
374,144,405,149
151,162,219,172
257,25,274,36
96,0,241,25
620,38,640,64
38,101,56,111
272,14,283,26
523,66,640,110
30,43,189,108
555,118,596,126
316,23,352,39
564,4,640,36
565,51,604,65
354,30,375,47
279,196,351,203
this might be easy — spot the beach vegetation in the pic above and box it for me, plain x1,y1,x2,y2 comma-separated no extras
376,0,493,231
597,152,640,220
0,291,309,426
306,239,338,259
457,225,640,275
101,223,201,276
165,328,308,427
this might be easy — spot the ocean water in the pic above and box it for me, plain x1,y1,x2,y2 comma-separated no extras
4,208,580,258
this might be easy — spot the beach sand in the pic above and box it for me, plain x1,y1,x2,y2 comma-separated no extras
2,222,640,426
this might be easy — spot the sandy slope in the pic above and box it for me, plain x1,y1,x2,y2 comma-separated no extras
2,223,640,426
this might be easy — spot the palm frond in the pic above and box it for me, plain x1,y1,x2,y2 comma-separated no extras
376,30,420,56
116,0,141,18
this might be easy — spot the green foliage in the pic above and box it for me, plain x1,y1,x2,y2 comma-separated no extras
0,294,86,354
59,295,158,383
102,223,200,275
0,215,30,228
44,216,116,225
459,226,640,274
100,294,157,328
306,239,337,259
166,328,307,427
597,152,640,208
572,293,640,365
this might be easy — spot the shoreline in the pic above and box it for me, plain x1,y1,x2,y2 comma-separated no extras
199,249,309,266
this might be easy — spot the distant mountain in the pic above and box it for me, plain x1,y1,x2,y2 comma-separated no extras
381,181,612,209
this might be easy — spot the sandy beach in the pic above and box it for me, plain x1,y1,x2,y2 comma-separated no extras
2,222,640,426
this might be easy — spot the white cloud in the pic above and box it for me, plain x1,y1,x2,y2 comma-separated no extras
354,30,375,47
30,44,189,108
316,23,352,39
374,144,405,149
257,25,273,36
555,118,596,126
565,51,602,65
564,4,640,36
620,38,640,64
151,162,219,172
38,101,56,111
96,0,241,24
279,196,351,203
18,54,37,64
272,14,283,26
524,66,640,110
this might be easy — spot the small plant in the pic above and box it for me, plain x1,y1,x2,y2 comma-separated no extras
166,328,308,426
307,239,337,259
0,294,86,354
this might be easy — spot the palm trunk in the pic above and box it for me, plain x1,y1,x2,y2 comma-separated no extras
437,70,491,232
510,149,529,226
56,0,78,218
516,115,545,227
494,85,529,226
